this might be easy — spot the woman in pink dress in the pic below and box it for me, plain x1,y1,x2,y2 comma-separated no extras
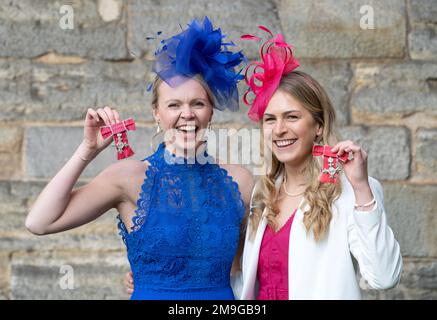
237,27,403,300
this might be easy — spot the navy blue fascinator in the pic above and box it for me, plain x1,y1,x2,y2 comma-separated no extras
152,16,246,112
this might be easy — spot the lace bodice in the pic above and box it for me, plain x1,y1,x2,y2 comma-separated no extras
116,143,245,299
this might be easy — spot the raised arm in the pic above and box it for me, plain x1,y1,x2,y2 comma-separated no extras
347,177,403,289
25,107,125,235
332,140,402,289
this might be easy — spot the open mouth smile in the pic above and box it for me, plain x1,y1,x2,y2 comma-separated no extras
273,139,297,149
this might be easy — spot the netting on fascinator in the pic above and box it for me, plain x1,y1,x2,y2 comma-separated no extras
149,16,246,111
241,26,300,121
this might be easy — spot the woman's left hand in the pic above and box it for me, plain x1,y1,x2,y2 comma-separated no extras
331,140,369,190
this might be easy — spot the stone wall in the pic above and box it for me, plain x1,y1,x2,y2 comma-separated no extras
0,0,436,299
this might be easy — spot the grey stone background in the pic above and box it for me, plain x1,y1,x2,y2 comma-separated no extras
0,0,436,299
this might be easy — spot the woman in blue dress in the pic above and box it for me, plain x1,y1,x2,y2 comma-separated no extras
25,17,254,300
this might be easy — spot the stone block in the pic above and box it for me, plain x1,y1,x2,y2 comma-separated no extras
278,0,405,58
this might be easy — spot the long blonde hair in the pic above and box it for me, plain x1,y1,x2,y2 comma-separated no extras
250,71,342,242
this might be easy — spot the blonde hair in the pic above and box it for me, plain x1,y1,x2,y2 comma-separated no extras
250,71,342,242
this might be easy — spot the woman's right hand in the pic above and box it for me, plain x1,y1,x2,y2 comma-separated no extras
81,106,122,157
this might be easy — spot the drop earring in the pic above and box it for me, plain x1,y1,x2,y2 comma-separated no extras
150,120,162,150
202,121,212,142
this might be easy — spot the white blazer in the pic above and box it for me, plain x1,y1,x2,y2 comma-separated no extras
231,175,403,300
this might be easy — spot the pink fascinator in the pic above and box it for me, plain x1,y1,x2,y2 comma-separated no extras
241,26,300,122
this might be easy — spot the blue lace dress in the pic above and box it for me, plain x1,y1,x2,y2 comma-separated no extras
117,143,245,300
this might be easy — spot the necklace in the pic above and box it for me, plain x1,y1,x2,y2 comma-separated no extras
282,175,306,197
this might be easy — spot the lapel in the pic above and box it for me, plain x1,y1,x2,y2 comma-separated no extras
242,209,268,299
288,198,308,299
242,198,309,299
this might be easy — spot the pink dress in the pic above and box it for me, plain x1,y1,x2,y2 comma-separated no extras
256,209,296,300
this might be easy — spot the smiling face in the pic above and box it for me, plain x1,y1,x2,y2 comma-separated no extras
262,89,323,166
153,76,214,155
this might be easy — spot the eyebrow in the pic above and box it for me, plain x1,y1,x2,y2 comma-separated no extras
264,110,301,117
164,98,208,104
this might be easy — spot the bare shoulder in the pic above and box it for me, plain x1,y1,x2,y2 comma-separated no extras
101,159,149,200
114,158,149,176
218,163,254,207
219,163,253,184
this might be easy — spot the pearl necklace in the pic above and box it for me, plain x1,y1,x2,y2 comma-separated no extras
282,175,306,197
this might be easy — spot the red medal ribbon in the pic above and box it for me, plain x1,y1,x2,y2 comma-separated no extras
100,118,136,160
312,145,350,183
